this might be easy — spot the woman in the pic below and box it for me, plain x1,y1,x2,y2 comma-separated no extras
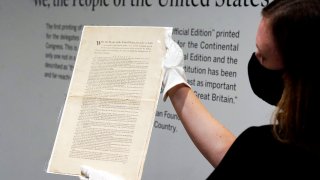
164,0,320,178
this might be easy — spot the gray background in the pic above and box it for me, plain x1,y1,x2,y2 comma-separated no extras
0,0,274,179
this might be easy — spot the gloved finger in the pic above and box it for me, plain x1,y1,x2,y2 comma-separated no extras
80,165,125,180
165,37,181,54
165,33,173,49
80,165,93,178
164,39,184,67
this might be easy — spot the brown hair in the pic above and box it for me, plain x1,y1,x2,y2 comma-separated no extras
262,0,320,143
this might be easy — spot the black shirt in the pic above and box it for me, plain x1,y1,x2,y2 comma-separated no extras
207,125,320,179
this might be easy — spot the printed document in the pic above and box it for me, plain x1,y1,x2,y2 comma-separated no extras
47,26,172,180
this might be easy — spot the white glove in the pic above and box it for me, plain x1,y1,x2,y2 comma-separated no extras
162,35,191,101
79,165,124,180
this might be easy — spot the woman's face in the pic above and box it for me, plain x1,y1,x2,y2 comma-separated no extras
255,17,284,70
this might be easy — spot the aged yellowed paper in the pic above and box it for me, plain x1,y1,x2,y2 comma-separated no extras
47,26,172,180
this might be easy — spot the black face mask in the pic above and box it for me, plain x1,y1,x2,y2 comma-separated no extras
247,53,284,106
